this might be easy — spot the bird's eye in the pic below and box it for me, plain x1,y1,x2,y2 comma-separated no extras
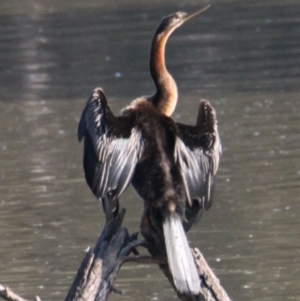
174,14,180,20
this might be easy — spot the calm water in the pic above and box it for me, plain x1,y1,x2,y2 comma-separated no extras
0,1,300,300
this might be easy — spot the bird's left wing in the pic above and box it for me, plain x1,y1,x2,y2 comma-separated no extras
78,88,144,215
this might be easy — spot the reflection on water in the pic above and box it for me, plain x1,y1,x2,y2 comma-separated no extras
0,1,300,301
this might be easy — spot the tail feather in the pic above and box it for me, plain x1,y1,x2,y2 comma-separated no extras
163,213,200,295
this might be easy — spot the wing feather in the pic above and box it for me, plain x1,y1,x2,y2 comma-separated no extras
175,99,221,228
78,88,144,214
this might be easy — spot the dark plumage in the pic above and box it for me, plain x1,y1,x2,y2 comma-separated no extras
78,6,221,295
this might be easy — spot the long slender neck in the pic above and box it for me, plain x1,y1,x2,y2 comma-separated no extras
149,29,178,116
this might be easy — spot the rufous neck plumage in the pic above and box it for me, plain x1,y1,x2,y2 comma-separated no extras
149,27,178,116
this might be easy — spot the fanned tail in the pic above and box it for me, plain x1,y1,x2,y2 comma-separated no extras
163,212,200,295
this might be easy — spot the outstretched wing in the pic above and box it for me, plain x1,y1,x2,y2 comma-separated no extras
78,88,144,216
175,99,221,228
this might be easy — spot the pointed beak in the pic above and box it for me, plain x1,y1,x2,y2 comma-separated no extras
182,5,211,23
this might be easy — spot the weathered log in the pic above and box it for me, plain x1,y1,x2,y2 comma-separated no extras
0,209,231,301
65,209,131,301
64,208,231,301
139,206,232,301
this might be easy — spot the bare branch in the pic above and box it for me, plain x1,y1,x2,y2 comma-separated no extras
0,285,31,301
193,248,231,301
0,209,231,301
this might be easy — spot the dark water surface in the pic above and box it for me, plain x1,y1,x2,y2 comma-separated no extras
0,1,300,300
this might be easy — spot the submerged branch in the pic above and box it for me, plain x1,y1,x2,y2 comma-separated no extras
0,285,40,301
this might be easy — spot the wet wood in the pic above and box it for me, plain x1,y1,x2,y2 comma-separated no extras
0,209,231,301
64,209,231,301
65,209,131,301
0,284,39,301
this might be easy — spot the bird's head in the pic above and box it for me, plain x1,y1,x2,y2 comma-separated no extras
156,5,210,35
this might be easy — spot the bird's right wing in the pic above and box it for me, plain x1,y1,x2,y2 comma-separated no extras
175,99,221,228
78,88,144,216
